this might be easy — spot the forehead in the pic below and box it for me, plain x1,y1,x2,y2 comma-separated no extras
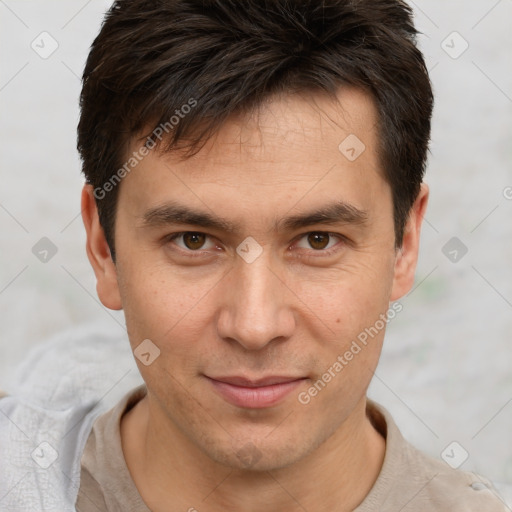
170,88,379,172
118,87,388,224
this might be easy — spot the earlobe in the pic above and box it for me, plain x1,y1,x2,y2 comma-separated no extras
81,184,123,310
390,183,429,301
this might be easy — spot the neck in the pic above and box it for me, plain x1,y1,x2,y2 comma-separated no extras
121,395,385,512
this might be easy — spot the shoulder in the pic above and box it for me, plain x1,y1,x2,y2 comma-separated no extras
404,440,507,511
0,327,143,511
360,401,508,512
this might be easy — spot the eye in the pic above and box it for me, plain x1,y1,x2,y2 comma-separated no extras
294,232,343,255
164,230,345,259
167,232,218,252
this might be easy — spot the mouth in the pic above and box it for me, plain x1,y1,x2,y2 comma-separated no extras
204,375,308,409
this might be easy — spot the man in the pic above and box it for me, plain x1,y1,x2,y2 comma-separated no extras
0,0,507,510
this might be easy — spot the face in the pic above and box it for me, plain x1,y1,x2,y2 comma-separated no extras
84,87,426,472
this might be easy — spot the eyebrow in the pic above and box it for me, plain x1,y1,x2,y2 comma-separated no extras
140,200,369,233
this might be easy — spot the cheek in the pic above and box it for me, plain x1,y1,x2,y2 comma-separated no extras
289,260,393,398
117,238,395,371
298,283,389,416
118,259,221,343
290,261,394,336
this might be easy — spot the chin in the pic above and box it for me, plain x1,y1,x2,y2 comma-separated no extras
201,430,323,473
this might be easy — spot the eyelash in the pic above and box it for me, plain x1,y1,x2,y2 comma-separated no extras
164,231,345,259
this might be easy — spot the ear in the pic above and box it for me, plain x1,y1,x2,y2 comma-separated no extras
81,184,122,310
390,183,429,301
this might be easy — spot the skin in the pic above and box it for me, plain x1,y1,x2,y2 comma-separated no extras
82,87,428,512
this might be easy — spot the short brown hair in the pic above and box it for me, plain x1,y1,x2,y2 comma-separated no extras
78,0,433,261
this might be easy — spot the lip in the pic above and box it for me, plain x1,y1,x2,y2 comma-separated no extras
206,375,307,409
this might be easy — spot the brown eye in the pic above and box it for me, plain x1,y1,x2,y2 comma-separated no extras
294,232,343,258
307,232,330,250
166,232,218,256
182,232,207,250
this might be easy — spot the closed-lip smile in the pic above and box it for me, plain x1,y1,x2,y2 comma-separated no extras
205,375,307,408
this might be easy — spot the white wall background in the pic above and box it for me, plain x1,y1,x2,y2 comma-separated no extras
1,0,511,504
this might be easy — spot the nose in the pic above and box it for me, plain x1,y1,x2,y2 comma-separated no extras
216,253,296,351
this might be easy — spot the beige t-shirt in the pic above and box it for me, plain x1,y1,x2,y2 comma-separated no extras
75,385,507,512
